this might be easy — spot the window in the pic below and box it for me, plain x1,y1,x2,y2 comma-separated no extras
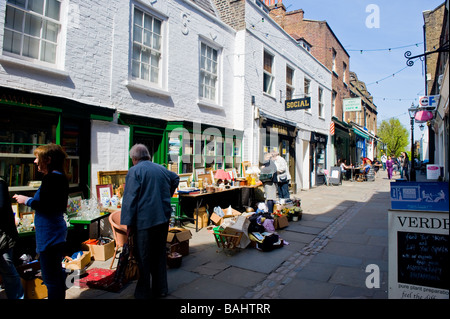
286,66,294,100
3,0,61,64
343,62,347,84
200,42,218,102
263,51,274,95
318,87,324,118
304,78,310,97
332,49,337,73
132,7,162,84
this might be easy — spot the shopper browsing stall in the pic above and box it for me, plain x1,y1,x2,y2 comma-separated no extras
121,144,179,299
272,152,291,200
13,144,69,299
259,153,278,213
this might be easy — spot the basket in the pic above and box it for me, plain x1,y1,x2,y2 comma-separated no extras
213,227,243,250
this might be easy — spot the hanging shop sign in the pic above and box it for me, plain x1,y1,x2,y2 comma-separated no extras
285,97,311,111
343,97,362,112
418,95,440,108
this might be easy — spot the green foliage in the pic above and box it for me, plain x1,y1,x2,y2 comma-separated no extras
377,118,409,157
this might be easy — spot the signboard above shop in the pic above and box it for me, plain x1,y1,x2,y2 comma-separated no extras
285,97,311,111
419,95,440,108
343,97,362,112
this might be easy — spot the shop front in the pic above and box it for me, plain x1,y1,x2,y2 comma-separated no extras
259,111,297,190
352,125,370,165
332,117,351,166
1,86,115,261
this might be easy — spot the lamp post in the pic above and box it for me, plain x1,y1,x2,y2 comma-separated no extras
408,103,418,181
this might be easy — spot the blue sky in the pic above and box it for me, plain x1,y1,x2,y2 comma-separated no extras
282,0,444,132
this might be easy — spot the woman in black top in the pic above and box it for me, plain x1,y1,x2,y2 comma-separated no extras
14,144,69,299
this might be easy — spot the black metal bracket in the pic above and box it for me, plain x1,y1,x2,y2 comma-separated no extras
405,41,449,66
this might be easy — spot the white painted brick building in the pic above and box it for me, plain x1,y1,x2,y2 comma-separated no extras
1,0,332,198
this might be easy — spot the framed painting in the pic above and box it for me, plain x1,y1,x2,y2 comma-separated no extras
67,192,83,215
96,184,113,201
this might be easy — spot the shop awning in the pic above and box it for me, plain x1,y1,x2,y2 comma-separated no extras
353,127,370,140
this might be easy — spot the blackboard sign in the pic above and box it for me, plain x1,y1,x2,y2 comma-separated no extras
388,210,449,299
397,231,448,290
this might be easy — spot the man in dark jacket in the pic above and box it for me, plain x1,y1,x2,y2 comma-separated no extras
121,144,179,299
0,178,24,299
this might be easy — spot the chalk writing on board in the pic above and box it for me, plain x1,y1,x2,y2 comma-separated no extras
397,231,449,290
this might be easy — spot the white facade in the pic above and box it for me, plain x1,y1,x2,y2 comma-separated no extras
242,0,332,190
1,0,332,193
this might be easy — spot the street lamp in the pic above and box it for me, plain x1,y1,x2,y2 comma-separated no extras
408,103,418,181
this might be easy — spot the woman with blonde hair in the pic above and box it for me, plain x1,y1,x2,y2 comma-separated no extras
14,144,69,299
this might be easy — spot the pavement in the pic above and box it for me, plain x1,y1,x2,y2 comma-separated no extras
64,168,404,300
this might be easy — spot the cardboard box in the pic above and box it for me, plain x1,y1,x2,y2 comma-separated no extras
82,240,115,261
194,207,209,229
63,251,91,270
274,215,289,229
167,227,192,256
210,207,241,226
21,277,48,299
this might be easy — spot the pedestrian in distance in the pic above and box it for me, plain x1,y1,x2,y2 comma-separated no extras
386,155,394,180
401,152,410,181
381,153,387,171
0,178,24,299
121,144,179,299
13,144,69,299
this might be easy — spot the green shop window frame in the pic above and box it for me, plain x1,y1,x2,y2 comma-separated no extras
165,122,243,178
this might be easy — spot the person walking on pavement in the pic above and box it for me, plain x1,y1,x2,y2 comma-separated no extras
386,155,394,180
0,178,24,299
272,151,291,200
121,144,179,299
401,152,410,181
13,144,69,299
381,153,387,171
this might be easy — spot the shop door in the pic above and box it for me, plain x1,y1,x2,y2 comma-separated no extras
280,139,295,187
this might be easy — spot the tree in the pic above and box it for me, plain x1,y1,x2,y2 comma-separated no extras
377,118,409,157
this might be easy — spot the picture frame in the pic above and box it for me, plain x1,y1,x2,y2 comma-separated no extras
178,181,188,189
67,192,83,215
198,173,213,185
195,167,205,181
241,161,251,176
96,184,113,201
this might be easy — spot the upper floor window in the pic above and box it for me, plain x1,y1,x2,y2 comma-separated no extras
131,7,162,85
263,51,274,95
304,78,310,97
199,42,218,102
343,62,347,84
318,87,324,118
3,0,61,64
286,65,294,100
332,48,337,73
